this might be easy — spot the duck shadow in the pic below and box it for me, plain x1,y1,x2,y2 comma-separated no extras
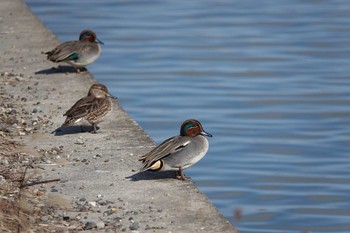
52,125,98,136
35,65,87,75
126,171,178,181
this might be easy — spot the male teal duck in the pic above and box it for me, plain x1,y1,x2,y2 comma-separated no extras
45,30,103,73
139,119,212,180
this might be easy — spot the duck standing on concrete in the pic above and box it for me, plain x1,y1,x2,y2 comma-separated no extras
139,119,212,180
61,83,116,133
45,30,103,73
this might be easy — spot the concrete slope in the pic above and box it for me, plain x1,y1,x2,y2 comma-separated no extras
0,0,237,232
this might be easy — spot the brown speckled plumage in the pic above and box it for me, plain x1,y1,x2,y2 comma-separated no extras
61,84,115,133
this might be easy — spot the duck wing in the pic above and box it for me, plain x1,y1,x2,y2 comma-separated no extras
46,41,83,62
139,136,190,171
61,96,99,126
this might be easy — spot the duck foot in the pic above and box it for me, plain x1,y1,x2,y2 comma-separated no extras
90,124,98,134
76,67,87,73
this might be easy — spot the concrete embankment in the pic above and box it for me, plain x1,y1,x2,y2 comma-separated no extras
0,0,237,232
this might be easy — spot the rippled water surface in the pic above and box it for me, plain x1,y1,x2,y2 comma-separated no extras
25,0,350,232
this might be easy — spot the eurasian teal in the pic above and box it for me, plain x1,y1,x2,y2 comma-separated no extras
45,30,103,73
139,119,212,180
61,83,116,133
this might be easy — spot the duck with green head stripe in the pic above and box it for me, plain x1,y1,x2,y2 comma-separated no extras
45,30,103,73
139,119,212,180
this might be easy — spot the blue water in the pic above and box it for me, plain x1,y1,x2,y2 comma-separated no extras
25,0,350,232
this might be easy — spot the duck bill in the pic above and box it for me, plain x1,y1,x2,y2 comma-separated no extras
107,93,117,99
200,130,213,137
96,38,104,45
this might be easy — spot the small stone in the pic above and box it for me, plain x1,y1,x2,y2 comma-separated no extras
51,188,58,192
103,209,116,216
0,176,6,185
24,127,32,133
96,221,105,229
1,160,9,166
88,201,96,207
84,222,97,230
129,222,139,230
63,216,70,221
75,139,84,145
41,216,49,222
51,150,57,155
98,200,107,206
32,108,38,113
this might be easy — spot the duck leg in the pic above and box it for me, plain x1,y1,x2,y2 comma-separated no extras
176,167,187,180
92,123,97,134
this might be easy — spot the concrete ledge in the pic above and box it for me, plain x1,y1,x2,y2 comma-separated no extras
0,0,237,232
